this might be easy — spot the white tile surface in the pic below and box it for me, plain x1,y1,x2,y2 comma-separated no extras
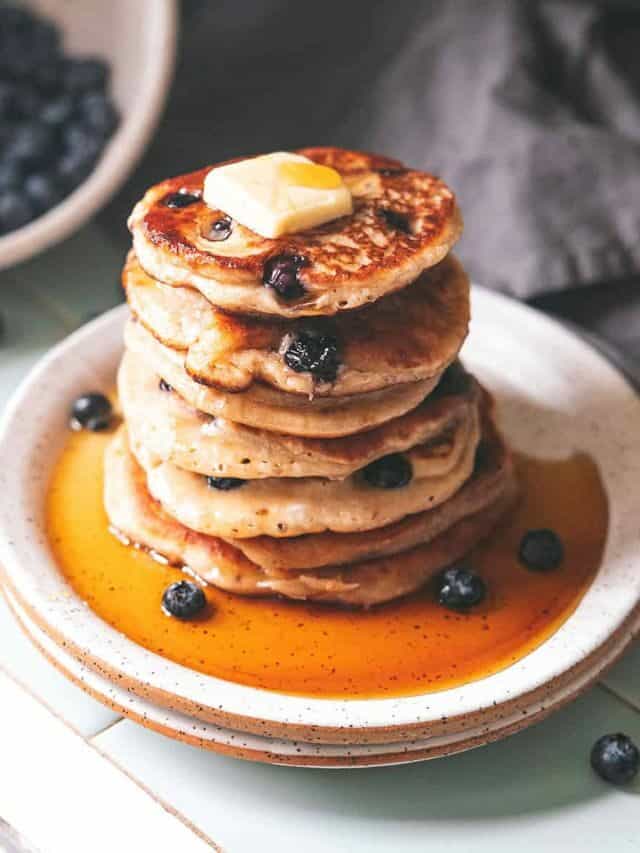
94,686,640,853
0,671,214,853
0,594,119,737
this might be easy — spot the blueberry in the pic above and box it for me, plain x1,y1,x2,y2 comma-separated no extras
519,529,564,572
5,121,55,168
206,476,246,491
11,84,44,119
56,147,97,190
283,326,341,382
0,6,34,36
161,580,206,620
25,173,62,213
159,378,173,393
591,734,639,785
32,58,63,93
437,361,472,397
63,58,109,93
163,191,201,208
0,162,21,193
1,42,35,78
64,122,102,155
437,566,487,610
41,94,75,127
0,82,13,119
263,254,308,301
377,167,408,177
205,216,232,241
362,453,413,489
27,18,60,62
377,208,412,234
473,440,491,474
0,191,34,232
70,393,112,431
80,92,118,137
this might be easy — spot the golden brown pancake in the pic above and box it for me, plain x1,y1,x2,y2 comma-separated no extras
128,147,462,318
125,319,439,438
119,352,480,480
124,251,469,396
228,402,514,571
105,426,516,607
131,402,480,539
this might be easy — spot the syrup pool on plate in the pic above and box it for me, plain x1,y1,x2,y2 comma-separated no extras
45,423,609,700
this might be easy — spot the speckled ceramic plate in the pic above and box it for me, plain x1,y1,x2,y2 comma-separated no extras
1,291,640,751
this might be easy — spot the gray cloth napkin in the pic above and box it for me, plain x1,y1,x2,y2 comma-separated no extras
103,0,640,302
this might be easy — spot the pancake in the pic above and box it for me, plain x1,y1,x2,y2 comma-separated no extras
123,252,469,397
130,403,480,539
119,352,480,480
128,147,463,318
227,399,513,571
125,320,438,438
105,427,516,607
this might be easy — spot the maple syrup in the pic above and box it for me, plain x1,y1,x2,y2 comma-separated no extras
46,427,608,699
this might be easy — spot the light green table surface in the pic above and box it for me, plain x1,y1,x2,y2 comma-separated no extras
1,225,639,851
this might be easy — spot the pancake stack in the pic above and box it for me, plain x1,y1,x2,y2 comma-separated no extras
106,147,517,607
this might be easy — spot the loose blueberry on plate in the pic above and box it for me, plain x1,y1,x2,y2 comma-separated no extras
377,208,412,234
164,190,201,208
263,254,308,301
159,378,173,393
162,580,207,620
437,566,487,610
519,529,564,571
283,326,341,382
206,216,232,241
206,476,246,491
70,392,113,431
590,733,639,785
362,453,413,489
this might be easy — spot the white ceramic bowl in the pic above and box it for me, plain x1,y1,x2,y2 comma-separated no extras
1,290,640,755
0,0,177,271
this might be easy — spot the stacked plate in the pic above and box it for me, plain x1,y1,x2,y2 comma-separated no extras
1,288,640,766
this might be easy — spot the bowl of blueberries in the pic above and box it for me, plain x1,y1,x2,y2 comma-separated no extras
0,0,177,270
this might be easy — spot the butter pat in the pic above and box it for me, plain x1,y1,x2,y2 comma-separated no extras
202,152,353,238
